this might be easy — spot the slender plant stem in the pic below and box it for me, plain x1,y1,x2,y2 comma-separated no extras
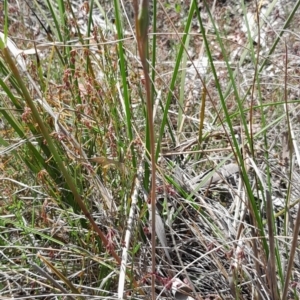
134,0,156,298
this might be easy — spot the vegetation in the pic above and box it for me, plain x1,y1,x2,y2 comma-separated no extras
1,0,300,299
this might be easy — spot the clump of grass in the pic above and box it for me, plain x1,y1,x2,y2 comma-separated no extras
1,0,300,299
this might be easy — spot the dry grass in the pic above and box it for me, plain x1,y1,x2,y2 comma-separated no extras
1,0,300,299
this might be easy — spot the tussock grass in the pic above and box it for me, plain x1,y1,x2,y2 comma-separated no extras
1,0,300,299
